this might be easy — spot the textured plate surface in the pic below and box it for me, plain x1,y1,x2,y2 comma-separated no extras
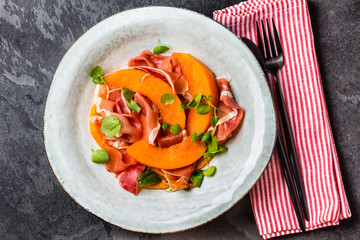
44,7,276,233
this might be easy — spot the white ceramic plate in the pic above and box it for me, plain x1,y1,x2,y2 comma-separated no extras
44,7,276,233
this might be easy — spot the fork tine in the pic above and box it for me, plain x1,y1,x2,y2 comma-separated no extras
272,18,283,55
266,19,277,57
256,21,265,59
261,20,271,58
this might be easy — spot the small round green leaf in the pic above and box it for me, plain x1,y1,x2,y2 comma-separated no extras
190,170,204,187
126,101,142,113
153,45,170,54
203,166,216,176
138,170,161,187
162,122,170,130
219,146,228,153
170,124,181,135
211,116,220,128
201,132,212,143
160,93,175,105
101,115,121,137
196,103,210,115
90,66,103,78
91,149,109,163
122,88,134,100
194,93,203,105
191,132,198,142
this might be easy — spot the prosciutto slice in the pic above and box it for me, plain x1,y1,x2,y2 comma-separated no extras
134,93,160,145
157,130,186,148
162,163,196,191
118,163,145,195
213,78,244,143
108,89,132,114
128,50,189,96
111,112,142,143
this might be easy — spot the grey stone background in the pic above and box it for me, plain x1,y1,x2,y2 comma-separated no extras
0,0,359,239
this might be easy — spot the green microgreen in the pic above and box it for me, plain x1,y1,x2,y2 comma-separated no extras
170,124,181,135
153,39,170,54
126,101,142,113
91,149,109,163
100,115,121,138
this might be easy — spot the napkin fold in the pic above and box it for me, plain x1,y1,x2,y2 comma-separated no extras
214,0,351,238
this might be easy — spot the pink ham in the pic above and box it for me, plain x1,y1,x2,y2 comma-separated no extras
108,89,132,114
128,50,189,95
158,130,186,148
118,163,145,195
214,78,244,143
217,78,241,110
119,148,137,165
111,112,142,143
128,50,180,72
134,93,160,145
162,163,196,191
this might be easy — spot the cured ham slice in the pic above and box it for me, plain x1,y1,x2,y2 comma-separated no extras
118,163,145,195
213,78,244,143
111,112,142,143
128,50,189,96
162,163,195,191
158,130,186,148
108,89,132,114
128,50,180,72
134,93,160,145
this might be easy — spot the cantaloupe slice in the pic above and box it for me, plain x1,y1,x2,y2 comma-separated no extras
171,53,219,134
127,137,206,170
105,69,185,129
89,105,128,173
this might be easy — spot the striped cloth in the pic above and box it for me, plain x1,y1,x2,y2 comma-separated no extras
214,0,351,238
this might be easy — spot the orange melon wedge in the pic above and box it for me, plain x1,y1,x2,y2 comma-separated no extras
105,69,185,129
171,53,219,134
127,137,206,170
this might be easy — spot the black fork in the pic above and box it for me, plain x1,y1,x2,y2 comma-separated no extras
257,19,309,231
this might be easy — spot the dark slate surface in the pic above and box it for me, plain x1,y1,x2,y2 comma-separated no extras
0,0,359,239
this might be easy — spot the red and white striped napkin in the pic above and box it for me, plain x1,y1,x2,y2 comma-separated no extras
214,0,351,238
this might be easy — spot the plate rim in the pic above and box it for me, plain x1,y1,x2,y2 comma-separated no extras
43,6,276,234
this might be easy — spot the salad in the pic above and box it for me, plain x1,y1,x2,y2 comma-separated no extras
89,41,244,195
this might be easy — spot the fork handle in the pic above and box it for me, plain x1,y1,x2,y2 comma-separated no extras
272,74,310,221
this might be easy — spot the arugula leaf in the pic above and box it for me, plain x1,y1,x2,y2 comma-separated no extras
90,66,105,84
191,132,198,142
162,122,170,130
197,132,204,139
153,39,170,54
170,124,181,135
190,170,204,187
138,170,162,187
201,132,212,143
203,166,216,176
208,135,218,153
101,116,121,137
91,149,109,163
211,116,220,128
122,88,134,100
196,103,210,115
126,101,142,113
